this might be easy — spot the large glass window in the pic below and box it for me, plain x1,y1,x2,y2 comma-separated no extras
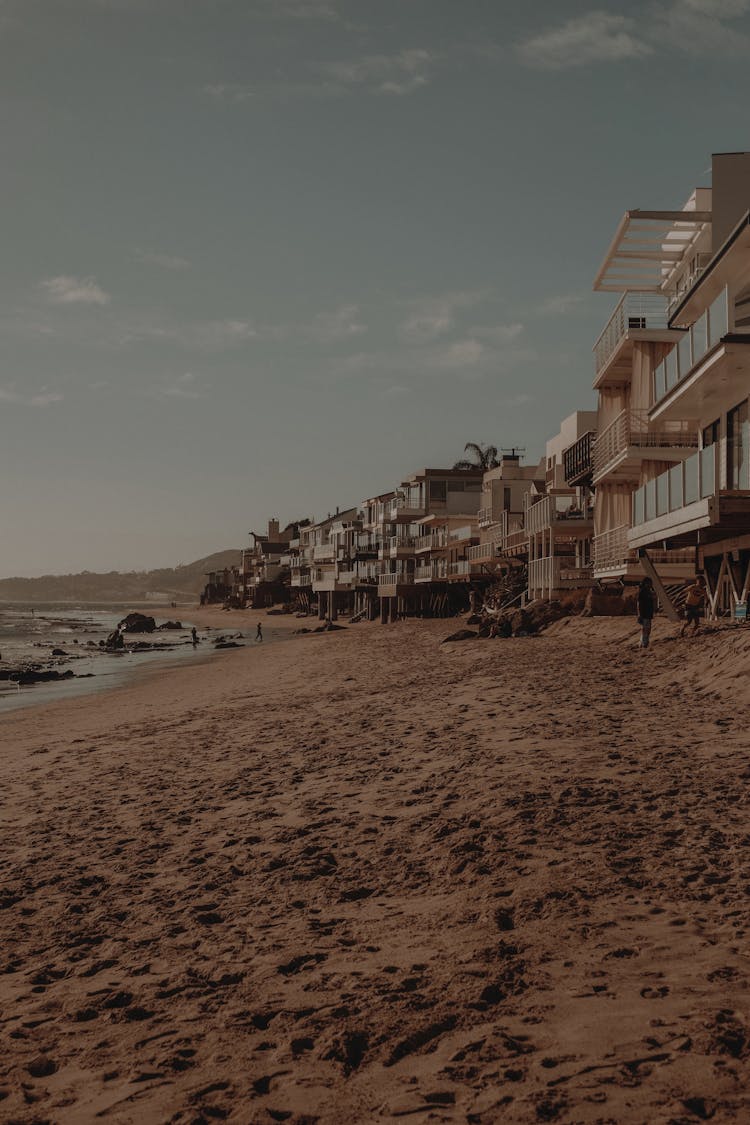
727,400,749,490
702,418,720,449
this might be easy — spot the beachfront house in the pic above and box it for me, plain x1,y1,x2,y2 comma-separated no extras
526,411,597,601
370,468,484,622
240,519,301,607
623,152,750,617
587,168,722,594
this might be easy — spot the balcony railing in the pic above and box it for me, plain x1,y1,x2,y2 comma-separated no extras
525,494,594,535
390,495,424,520
477,507,494,527
449,525,473,542
415,559,448,582
377,571,414,587
632,445,718,526
563,430,596,486
389,535,417,552
467,542,495,562
653,285,735,403
528,557,592,593
415,530,448,552
448,560,470,576
594,293,671,376
592,525,634,572
312,543,335,561
593,409,698,480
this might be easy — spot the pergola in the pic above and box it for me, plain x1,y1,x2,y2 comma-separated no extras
593,209,712,293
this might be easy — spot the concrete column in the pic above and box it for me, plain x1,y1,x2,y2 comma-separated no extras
330,593,338,622
318,592,326,621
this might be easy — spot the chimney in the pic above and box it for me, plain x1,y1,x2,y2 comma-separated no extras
268,518,280,540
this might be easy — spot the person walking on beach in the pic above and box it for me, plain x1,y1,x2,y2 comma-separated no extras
191,627,199,647
681,575,707,637
637,576,657,649
255,622,263,643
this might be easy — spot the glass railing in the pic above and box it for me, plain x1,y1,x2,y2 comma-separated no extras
632,445,718,525
653,286,731,402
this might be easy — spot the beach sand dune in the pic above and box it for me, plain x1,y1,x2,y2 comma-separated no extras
1,616,750,1122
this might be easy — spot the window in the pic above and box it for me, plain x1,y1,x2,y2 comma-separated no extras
429,480,447,503
702,419,720,449
504,487,512,512
727,400,749,490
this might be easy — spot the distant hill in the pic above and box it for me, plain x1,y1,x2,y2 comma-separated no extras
0,550,242,603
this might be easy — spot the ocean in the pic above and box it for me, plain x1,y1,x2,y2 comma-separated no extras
0,604,219,714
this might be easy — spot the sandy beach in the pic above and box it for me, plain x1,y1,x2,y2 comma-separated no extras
2,612,750,1123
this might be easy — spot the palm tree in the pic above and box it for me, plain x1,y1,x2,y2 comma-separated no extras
453,442,500,471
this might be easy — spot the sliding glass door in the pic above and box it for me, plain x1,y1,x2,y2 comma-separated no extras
727,400,749,490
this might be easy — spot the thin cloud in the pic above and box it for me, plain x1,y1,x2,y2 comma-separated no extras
539,293,586,315
40,275,111,306
658,0,750,54
151,373,206,401
0,385,63,407
204,83,255,103
399,291,491,343
255,0,339,19
134,248,191,271
517,12,652,69
320,48,436,95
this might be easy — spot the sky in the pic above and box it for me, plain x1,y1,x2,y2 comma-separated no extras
2,0,750,577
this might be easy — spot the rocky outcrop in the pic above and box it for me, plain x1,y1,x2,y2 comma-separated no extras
120,613,156,634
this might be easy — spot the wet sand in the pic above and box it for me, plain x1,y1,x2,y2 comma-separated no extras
1,614,750,1123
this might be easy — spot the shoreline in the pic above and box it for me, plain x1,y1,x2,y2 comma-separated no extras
2,617,749,1122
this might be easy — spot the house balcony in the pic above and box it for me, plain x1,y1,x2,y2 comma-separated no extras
291,572,312,588
563,430,596,487
528,556,593,596
630,445,750,551
592,409,698,484
415,530,449,553
592,525,636,575
525,493,594,536
593,293,682,388
447,560,470,579
477,506,494,528
387,535,417,559
312,566,356,592
466,542,496,566
415,560,448,583
377,570,415,596
389,496,424,522
312,543,335,562
651,286,750,423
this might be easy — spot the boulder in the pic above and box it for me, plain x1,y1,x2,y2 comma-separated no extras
157,620,182,630
214,641,244,649
120,612,156,634
51,648,68,656
442,629,478,643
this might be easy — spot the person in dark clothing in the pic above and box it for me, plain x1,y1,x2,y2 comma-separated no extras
191,627,199,647
637,577,657,649
255,622,263,643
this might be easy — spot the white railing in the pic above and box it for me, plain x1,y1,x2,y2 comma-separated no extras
528,557,592,593
477,506,493,527
448,560,470,576
449,525,474,542
653,285,743,403
337,570,355,585
632,445,719,526
415,530,449,552
592,525,634,571
594,293,671,375
593,409,697,480
389,535,417,552
377,572,414,587
467,542,494,562
389,495,424,520
525,494,593,535
313,543,335,561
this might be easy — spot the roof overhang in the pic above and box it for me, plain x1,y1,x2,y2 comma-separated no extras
593,210,712,293
669,212,750,328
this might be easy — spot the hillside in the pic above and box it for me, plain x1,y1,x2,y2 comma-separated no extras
0,550,241,603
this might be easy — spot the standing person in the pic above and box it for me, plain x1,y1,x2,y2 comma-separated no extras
191,626,199,647
637,577,657,649
255,622,263,643
681,575,707,637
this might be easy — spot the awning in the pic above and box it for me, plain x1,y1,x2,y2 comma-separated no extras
593,209,711,293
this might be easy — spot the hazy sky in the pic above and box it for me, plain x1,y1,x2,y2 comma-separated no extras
2,0,750,576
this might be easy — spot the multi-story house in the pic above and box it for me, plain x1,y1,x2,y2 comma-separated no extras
476,453,545,586
526,411,597,601
624,152,750,616
310,508,361,620
588,166,720,591
373,467,483,621
240,519,300,607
